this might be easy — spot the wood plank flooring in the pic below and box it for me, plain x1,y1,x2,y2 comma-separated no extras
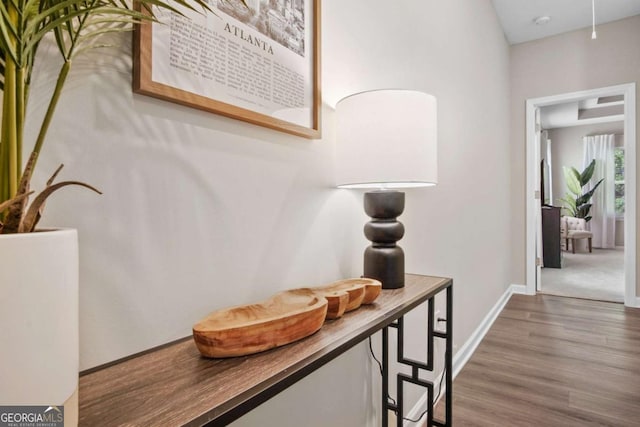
438,294,640,426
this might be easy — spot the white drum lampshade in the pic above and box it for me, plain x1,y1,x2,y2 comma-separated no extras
335,89,437,189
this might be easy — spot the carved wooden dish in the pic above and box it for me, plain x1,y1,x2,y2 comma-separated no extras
313,278,382,317
193,289,328,358
330,278,382,305
193,278,382,358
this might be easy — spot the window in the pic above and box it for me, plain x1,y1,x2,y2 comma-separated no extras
614,147,625,216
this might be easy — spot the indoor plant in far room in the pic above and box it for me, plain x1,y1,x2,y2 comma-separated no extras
0,0,212,423
559,159,603,222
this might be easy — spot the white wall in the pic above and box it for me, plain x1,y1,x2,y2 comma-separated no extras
510,15,640,292
26,0,511,424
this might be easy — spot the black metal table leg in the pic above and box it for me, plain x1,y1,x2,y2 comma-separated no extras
382,326,389,426
380,281,453,427
445,284,453,426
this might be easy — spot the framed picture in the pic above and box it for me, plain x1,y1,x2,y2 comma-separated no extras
134,0,321,139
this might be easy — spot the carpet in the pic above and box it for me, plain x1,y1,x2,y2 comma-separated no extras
540,247,624,303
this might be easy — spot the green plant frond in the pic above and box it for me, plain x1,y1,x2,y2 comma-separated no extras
53,17,69,55
563,195,577,207
575,194,588,207
0,8,19,65
576,203,591,218
576,178,603,206
580,159,596,186
569,166,580,181
25,7,107,55
559,196,577,215
591,177,604,191
22,43,36,87
26,0,210,58
138,0,211,17
8,0,22,11
26,0,98,35
563,166,581,196
23,0,42,15
27,1,99,37
20,1,40,30
576,202,592,212
37,2,168,58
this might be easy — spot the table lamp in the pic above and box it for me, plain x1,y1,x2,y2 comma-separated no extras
335,89,437,289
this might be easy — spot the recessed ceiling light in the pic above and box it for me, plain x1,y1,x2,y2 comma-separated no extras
533,16,552,26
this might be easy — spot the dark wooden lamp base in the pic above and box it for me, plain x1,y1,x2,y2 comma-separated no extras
363,190,405,289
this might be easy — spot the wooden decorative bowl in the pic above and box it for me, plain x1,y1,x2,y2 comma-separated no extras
332,278,382,305
193,278,382,358
313,278,382,318
193,289,328,358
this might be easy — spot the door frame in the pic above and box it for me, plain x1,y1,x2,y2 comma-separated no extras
525,83,637,307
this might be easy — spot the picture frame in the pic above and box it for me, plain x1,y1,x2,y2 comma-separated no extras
133,0,321,139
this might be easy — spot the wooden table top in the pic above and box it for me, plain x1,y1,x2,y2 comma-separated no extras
79,274,452,426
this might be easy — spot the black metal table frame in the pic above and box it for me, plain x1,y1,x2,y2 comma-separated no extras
381,284,452,427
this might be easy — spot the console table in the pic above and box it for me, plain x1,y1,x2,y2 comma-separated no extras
79,274,453,426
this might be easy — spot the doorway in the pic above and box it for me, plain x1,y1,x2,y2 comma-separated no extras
525,83,637,306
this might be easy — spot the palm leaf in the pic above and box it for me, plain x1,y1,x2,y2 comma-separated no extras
0,3,19,64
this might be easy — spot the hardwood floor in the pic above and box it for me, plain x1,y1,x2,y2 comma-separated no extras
438,294,640,426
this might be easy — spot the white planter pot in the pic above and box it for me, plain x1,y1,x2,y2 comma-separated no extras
0,228,78,425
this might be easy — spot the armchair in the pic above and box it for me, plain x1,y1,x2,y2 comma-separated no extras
560,216,593,254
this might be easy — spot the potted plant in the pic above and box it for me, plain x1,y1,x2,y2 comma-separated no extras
559,159,604,222
0,0,212,423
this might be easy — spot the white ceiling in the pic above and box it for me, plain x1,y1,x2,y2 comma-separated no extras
492,0,640,44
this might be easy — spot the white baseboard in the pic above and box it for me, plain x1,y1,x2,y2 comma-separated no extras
404,284,520,426
628,297,640,308
510,284,528,295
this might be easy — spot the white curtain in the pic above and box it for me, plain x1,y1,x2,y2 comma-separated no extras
583,134,616,248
